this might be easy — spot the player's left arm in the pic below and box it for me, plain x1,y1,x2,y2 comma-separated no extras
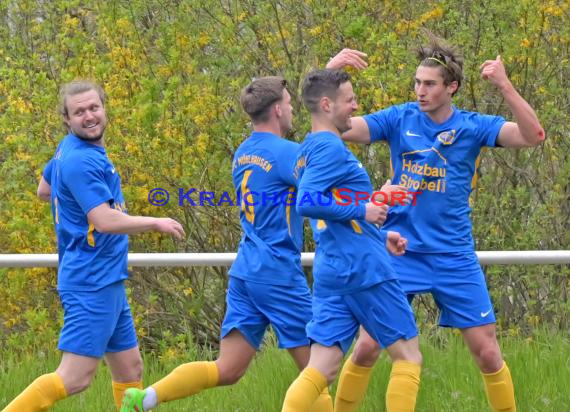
480,55,545,148
37,160,53,202
37,176,51,202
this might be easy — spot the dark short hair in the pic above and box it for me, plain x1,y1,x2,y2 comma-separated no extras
417,32,464,96
302,69,351,113
240,76,287,123
59,80,106,117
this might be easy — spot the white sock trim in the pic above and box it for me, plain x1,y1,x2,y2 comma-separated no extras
143,387,158,411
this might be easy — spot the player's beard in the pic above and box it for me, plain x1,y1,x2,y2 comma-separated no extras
78,134,104,143
72,124,105,144
336,117,352,134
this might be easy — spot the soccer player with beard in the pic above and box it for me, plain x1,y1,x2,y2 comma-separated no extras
3,80,185,411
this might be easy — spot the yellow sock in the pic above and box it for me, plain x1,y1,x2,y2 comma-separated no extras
111,380,143,410
334,358,373,412
309,387,333,412
152,361,219,403
385,360,421,412
482,362,516,412
3,372,67,412
282,367,328,412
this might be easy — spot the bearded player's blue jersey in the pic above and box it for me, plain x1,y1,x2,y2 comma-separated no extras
295,131,396,297
364,102,505,253
229,131,305,286
43,134,129,291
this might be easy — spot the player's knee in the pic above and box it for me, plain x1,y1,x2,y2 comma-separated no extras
353,337,382,366
129,354,144,381
57,364,97,395
113,352,144,382
476,345,503,372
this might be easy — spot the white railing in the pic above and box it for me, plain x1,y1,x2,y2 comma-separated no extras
1,251,569,268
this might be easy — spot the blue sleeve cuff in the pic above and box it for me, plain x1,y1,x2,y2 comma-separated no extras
489,119,507,147
363,114,384,143
356,204,366,220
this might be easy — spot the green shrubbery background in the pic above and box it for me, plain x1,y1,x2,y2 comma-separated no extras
1,0,568,356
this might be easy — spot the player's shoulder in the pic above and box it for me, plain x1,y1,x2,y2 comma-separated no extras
303,131,347,160
305,131,343,148
369,101,416,117
455,107,481,118
60,145,106,175
266,135,299,155
453,107,503,127
236,136,283,160
277,136,300,150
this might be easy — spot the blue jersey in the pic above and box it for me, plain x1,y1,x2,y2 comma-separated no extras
364,102,505,252
295,131,396,297
229,131,305,286
44,134,129,291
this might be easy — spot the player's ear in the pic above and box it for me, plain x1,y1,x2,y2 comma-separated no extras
320,96,331,113
448,81,458,96
274,102,283,118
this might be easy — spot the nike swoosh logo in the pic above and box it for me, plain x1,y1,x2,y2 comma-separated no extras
481,309,493,317
406,130,421,137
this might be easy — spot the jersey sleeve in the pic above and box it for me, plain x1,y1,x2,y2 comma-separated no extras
363,105,400,143
474,113,506,147
61,154,113,214
276,140,299,186
297,139,365,221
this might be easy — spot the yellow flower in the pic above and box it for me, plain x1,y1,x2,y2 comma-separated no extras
116,18,131,31
309,26,323,36
198,33,210,48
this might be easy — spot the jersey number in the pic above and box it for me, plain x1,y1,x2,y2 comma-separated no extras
241,170,255,224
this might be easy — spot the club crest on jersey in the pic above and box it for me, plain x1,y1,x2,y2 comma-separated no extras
437,130,457,145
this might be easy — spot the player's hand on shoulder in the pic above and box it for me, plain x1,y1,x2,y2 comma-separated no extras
154,217,185,240
326,48,368,70
386,231,407,256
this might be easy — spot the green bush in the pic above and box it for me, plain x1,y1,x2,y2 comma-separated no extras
0,0,568,355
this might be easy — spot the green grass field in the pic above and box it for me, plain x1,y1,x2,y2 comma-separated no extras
1,329,568,411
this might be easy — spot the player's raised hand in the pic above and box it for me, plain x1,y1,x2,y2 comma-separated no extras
386,231,407,256
326,48,368,70
365,202,388,225
480,55,510,90
154,217,186,240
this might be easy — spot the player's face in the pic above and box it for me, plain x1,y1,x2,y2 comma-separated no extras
331,81,358,133
64,89,107,143
278,88,293,134
414,65,455,116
